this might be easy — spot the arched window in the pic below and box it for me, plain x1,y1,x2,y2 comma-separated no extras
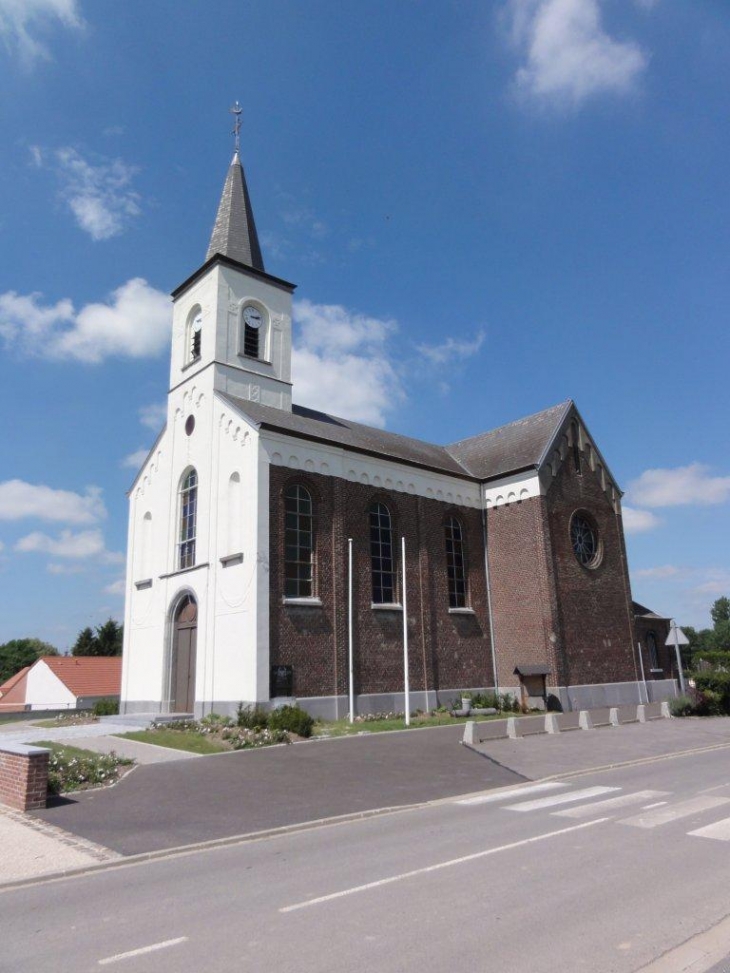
186,306,202,364
571,420,582,476
445,516,467,608
178,469,198,569
369,502,395,604
284,484,314,597
647,631,659,670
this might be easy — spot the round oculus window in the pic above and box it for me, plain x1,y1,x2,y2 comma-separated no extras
185,415,195,436
570,512,599,568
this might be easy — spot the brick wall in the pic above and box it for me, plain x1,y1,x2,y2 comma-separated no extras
545,453,637,686
485,495,561,689
269,467,493,699
0,744,49,811
634,615,673,679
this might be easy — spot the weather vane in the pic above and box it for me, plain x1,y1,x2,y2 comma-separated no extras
230,101,242,153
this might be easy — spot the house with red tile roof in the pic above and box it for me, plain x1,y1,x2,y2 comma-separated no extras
0,657,121,712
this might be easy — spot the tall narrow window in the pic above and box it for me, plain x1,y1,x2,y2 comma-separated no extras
179,469,198,569
571,420,582,476
370,502,395,604
284,484,313,597
445,516,467,608
647,632,659,670
186,307,202,364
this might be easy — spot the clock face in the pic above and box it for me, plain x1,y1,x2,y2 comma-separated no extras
243,305,262,329
192,312,203,333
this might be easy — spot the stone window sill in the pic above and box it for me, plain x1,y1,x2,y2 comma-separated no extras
134,579,152,590
159,562,209,580
283,597,323,607
448,607,475,615
220,553,243,567
371,603,403,611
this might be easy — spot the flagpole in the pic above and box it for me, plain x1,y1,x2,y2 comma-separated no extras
402,536,410,726
348,538,355,724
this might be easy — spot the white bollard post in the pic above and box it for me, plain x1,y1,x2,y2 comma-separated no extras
637,704,647,723
579,710,593,730
661,700,671,719
507,717,518,739
463,721,478,745
609,707,620,727
545,713,560,734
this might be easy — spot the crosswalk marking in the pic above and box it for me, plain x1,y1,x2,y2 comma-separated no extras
554,790,668,819
688,816,730,842
456,782,567,806
620,795,730,829
506,786,620,812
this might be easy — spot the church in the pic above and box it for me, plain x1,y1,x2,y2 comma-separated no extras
119,137,676,719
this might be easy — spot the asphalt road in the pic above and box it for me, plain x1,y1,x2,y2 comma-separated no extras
33,724,524,854
7,744,730,973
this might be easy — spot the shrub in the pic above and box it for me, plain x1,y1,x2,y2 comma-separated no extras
669,694,695,717
268,704,314,738
200,712,234,728
43,746,133,794
236,703,270,730
92,698,119,716
471,692,500,709
692,671,730,714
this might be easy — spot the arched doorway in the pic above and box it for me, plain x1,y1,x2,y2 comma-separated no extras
170,595,197,713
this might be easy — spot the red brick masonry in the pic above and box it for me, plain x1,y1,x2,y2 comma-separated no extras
0,743,49,811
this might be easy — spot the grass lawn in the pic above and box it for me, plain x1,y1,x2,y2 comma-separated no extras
117,729,228,754
32,740,107,760
314,710,510,737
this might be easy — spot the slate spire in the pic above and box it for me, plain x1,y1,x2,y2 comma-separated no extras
206,150,265,271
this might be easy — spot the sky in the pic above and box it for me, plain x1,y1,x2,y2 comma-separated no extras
0,0,728,651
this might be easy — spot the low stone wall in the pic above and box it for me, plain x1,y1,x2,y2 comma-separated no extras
0,743,49,811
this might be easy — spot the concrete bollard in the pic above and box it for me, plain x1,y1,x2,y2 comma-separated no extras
545,713,560,734
609,707,620,727
578,710,593,730
637,704,647,723
661,700,671,719
507,717,518,740
463,720,479,745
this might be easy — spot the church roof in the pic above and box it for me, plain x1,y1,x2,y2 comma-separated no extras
222,394,575,483
446,400,573,481
206,152,264,271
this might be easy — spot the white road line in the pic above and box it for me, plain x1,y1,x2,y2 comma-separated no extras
641,801,668,810
689,816,730,842
505,786,620,812
98,938,188,965
554,790,668,819
280,818,609,913
456,782,567,805
620,796,730,830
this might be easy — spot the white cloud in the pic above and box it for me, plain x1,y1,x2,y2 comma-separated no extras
138,401,167,430
104,578,125,596
417,331,485,366
0,0,82,63
52,147,141,240
121,448,150,470
627,463,730,508
0,480,105,524
504,0,648,108
292,299,405,427
47,562,84,575
622,505,661,534
15,528,106,559
0,277,171,363
633,565,682,580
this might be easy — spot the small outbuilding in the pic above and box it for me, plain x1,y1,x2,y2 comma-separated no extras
0,657,121,712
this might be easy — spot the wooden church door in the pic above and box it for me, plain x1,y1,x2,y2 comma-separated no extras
171,595,197,713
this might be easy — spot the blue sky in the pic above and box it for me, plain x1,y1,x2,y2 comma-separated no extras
0,0,728,650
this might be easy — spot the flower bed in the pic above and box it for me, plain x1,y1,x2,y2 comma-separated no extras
33,741,134,794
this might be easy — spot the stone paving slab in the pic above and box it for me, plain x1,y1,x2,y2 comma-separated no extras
1,721,144,746
68,734,200,764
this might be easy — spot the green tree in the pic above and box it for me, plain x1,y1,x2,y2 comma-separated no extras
0,638,59,684
711,597,730,628
71,627,97,657
72,619,123,657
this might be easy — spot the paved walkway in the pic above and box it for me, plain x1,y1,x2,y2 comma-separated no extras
0,720,196,764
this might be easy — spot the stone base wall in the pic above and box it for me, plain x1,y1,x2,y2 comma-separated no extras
0,743,49,811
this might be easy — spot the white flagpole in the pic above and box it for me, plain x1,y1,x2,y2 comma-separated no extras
348,538,355,724
402,536,410,726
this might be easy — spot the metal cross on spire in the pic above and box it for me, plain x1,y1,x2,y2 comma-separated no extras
230,101,242,154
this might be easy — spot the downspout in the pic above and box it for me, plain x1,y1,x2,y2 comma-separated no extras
481,504,499,694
